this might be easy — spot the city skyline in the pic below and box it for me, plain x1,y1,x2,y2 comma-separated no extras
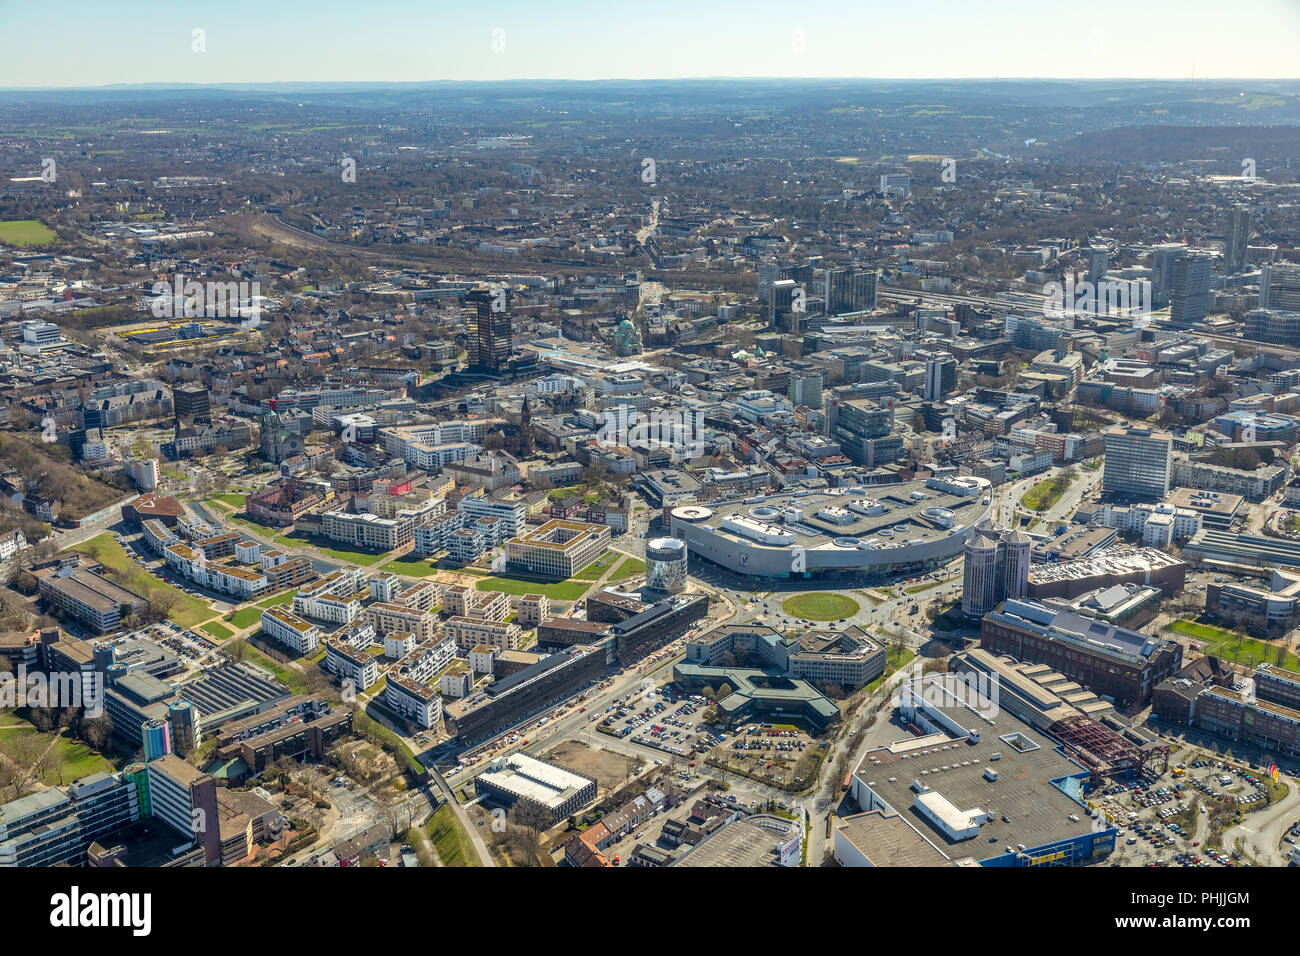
2,0,1300,88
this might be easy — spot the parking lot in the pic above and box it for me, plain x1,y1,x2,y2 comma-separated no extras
707,723,822,791
1100,752,1279,868
596,683,711,764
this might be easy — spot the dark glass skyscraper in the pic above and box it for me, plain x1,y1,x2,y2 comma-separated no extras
465,286,513,373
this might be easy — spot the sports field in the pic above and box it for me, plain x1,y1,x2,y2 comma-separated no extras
0,219,57,246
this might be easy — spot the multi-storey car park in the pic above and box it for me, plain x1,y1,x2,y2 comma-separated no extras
668,476,993,578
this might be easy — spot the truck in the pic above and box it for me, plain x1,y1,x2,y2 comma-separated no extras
841,772,852,793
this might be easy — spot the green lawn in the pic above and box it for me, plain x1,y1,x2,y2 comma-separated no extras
474,576,590,601
214,493,247,508
904,579,944,595
782,592,860,621
1019,474,1076,512
231,514,283,535
50,737,115,784
70,533,212,627
256,588,300,608
200,620,234,640
1166,619,1300,670
866,646,917,693
239,642,305,692
573,551,617,581
273,530,388,566
0,726,114,786
380,556,438,577
0,219,57,247
426,805,480,867
229,606,265,629
609,557,646,581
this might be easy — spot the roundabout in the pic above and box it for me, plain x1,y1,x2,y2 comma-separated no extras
781,592,860,622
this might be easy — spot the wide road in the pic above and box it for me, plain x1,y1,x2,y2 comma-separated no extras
804,653,928,865
1220,781,1300,867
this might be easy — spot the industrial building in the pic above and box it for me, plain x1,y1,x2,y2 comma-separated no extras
849,674,1117,866
979,598,1183,708
474,753,597,825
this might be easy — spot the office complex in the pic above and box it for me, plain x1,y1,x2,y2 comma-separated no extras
1243,308,1300,349
1101,426,1172,501
444,646,604,744
0,772,141,867
1259,262,1300,312
475,753,598,825
1223,207,1250,275
645,537,688,593
824,267,878,315
1168,252,1212,327
923,356,957,402
505,519,611,578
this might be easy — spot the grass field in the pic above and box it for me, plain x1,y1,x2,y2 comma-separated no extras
782,592,860,621
474,575,590,601
256,588,300,608
573,551,617,581
904,579,945,595
1020,474,1076,512
200,620,234,640
214,493,247,508
609,557,646,581
0,726,114,786
70,533,212,627
380,556,437,577
229,606,265,629
1167,619,1300,670
426,805,480,867
0,219,57,246
240,641,305,692
226,588,299,628
273,530,388,565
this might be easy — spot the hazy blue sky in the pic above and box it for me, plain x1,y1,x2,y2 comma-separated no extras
2,0,1299,87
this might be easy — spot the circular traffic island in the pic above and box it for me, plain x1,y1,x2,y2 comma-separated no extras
781,592,860,622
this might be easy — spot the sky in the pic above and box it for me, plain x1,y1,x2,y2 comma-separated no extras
2,0,1299,88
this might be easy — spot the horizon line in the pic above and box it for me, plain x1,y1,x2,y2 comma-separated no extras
3,75,1300,93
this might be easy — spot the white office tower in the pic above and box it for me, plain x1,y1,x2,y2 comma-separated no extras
1260,262,1300,312
1102,426,1173,501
